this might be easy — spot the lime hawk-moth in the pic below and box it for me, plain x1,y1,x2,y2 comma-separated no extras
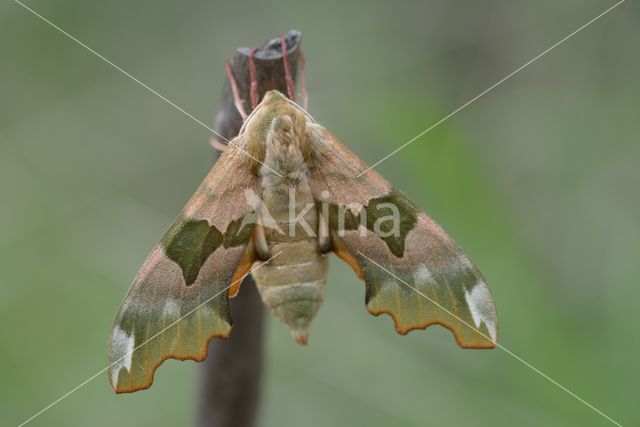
109,41,498,393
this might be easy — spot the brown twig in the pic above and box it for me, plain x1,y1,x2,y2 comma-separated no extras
196,30,303,427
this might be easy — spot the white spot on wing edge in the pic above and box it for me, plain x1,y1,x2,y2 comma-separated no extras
162,300,180,318
413,264,433,285
110,326,135,386
464,281,498,341
458,255,474,270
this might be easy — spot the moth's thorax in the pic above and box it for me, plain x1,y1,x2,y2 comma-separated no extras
242,90,315,177
261,114,307,182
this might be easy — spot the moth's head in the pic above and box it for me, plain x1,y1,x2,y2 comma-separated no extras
260,89,291,106
244,90,316,177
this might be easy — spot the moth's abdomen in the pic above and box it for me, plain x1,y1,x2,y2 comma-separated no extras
252,241,328,345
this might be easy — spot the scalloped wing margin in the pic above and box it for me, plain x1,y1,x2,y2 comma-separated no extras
306,124,498,348
109,142,259,393
108,243,248,393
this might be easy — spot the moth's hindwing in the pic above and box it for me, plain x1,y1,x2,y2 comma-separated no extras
307,124,498,348
109,142,259,393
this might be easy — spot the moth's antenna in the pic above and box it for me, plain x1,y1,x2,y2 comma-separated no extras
224,60,248,120
299,51,308,110
280,34,296,102
248,47,259,109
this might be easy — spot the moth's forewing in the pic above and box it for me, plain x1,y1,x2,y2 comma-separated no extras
109,142,260,393
306,125,498,347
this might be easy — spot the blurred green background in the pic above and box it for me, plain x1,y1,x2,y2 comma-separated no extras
1,1,638,426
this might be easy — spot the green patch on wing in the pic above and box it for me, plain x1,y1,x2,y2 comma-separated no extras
161,217,223,285
161,214,256,285
326,203,360,231
223,214,256,248
364,190,417,257
327,189,418,258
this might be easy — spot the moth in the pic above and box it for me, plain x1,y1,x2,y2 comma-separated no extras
109,44,498,393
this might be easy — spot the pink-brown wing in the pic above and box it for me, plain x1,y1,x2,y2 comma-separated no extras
109,141,260,393
306,124,498,348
